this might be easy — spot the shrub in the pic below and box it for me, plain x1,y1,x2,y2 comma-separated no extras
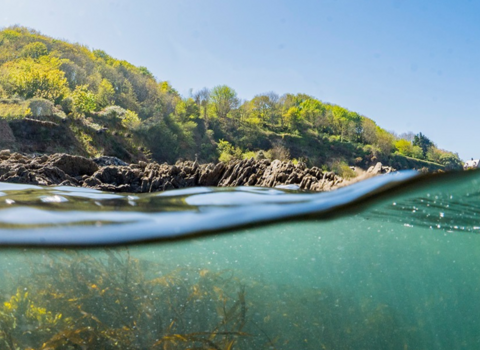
98,105,127,119
0,101,30,120
0,85,6,98
266,143,290,161
439,153,463,171
60,96,73,114
331,160,356,179
121,110,141,129
242,150,256,159
217,139,242,162
72,85,97,115
255,150,267,160
27,98,54,117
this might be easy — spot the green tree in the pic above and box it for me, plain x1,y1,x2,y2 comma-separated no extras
174,97,200,123
59,59,88,90
411,145,424,159
210,85,239,121
72,85,97,114
193,87,211,128
299,98,326,129
375,127,395,155
345,111,363,141
249,92,280,127
439,153,463,170
97,78,115,108
361,118,378,145
413,132,433,157
217,139,242,162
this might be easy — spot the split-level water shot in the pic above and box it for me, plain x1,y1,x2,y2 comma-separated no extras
0,1,479,349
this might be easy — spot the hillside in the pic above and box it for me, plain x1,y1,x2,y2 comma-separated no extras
0,26,462,175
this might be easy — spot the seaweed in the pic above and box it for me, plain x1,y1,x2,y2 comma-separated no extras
0,247,425,350
0,249,273,350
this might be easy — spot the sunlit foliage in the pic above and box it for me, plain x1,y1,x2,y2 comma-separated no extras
0,26,462,171
96,78,115,108
20,42,48,59
0,56,68,104
121,109,141,129
72,85,96,114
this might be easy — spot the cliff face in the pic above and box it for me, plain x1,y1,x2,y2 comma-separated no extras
1,118,86,155
0,120,16,147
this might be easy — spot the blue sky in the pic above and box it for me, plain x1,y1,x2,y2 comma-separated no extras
1,0,479,160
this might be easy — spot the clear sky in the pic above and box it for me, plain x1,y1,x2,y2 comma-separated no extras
1,0,479,160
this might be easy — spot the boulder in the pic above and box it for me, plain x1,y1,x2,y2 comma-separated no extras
47,154,98,177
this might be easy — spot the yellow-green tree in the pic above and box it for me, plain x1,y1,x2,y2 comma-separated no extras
361,117,378,144
329,106,362,141
375,127,395,155
209,85,239,120
96,78,115,108
249,93,280,127
0,56,69,103
299,98,326,129
72,85,96,114
283,106,302,132
20,42,48,59
395,139,413,156
121,109,142,129
174,97,200,123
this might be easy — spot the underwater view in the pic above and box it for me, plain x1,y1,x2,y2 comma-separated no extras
1,170,480,349
3,1,480,349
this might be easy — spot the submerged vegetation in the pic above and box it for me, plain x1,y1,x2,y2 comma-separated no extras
0,250,258,349
0,248,421,350
1,168,480,348
0,26,462,174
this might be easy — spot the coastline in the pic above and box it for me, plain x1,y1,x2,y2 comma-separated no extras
0,150,394,193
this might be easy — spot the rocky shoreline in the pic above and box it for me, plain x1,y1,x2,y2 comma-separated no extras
0,150,395,193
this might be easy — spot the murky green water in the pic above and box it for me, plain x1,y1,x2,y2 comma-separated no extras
0,170,480,349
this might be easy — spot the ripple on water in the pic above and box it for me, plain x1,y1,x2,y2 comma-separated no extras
1,170,480,245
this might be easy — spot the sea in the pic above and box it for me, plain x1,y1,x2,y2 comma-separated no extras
0,170,479,349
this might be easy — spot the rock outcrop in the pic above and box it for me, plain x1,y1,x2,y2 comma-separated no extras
0,151,392,193
366,162,395,175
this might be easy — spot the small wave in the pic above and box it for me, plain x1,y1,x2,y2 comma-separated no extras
1,170,479,246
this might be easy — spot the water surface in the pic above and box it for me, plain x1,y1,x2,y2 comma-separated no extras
0,170,479,349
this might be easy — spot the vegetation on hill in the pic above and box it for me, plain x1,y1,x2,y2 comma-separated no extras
0,26,463,175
